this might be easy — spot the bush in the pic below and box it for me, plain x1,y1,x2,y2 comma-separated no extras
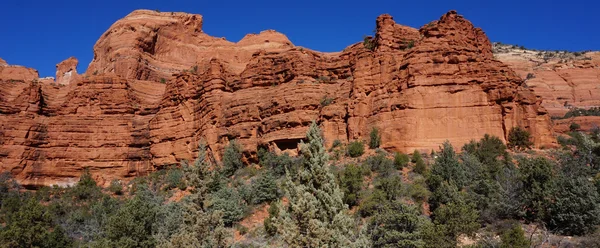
518,157,556,222
250,172,279,204
346,141,365,158
368,201,426,247
264,202,279,236
412,150,427,174
375,175,403,201
320,96,334,107
394,152,410,169
363,36,376,51
339,164,363,207
369,127,381,149
548,175,600,235
210,187,247,227
359,189,387,217
507,126,533,150
364,153,394,175
258,148,297,176
165,167,186,190
71,169,101,201
108,180,123,195
569,122,581,132
500,224,530,248
222,140,244,177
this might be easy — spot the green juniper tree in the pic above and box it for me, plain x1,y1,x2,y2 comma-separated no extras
275,121,369,247
161,141,229,248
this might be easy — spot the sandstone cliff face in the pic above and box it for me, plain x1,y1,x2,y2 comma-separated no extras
0,10,555,187
495,44,600,117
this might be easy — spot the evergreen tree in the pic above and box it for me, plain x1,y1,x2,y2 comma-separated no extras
369,127,381,149
412,150,427,175
548,175,600,235
518,157,556,222
507,126,533,151
275,121,368,247
368,201,427,247
162,141,229,247
222,140,243,177
499,224,530,248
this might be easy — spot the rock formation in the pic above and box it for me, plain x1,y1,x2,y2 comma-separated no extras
56,57,80,85
0,10,555,187
494,44,600,117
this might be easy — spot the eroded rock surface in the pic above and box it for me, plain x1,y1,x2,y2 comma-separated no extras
0,10,555,187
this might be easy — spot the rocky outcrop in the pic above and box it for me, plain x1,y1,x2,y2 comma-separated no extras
0,10,555,187
56,57,80,85
494,44,600,117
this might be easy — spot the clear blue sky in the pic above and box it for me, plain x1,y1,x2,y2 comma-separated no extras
1,0,597,77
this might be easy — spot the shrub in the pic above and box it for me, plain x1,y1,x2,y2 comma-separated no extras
359,189,387,217
432,195,480,239
364,153,394,175
339,164,363,207
369,127,381,149
500,224,530,248
569,122,581,132
320,96,334,107
394,152,410,169
412,150,427,174
368,201,426,247
518,157,556,222
526,73,535,80
210,187,247,227
363,36,376,51
507,126,533,150
346,141,365,158
160,78,166,84
165,167,186,190
250,172,279,204
331,139,342,149
375,175,403,201
222,140,244,177
71,169,101,201
258,148,296,176
108,180,123,195
548,175,600,235
264,202,279,236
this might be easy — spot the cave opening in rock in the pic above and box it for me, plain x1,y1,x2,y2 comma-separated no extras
273,138,305,151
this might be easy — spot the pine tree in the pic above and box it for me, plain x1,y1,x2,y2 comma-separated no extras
275,121,369,247
161,141,229,248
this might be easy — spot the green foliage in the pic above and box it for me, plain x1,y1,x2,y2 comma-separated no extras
369,127,381,149
210,187,247,227
250,171,279,204
71,169,102,201
368,201,426,247
258,148,297,176
364,153,394,175
320,95,334,107
412,150,427,174
548,175,600,235
222,140,244,177
374,175,403,201
275,121,365,247
264,202,280,236
500,224,530,248
518,157,556,222
0,198,73,248
359,189,387,217
570,122,581,132
103,188,159,247
507,126,533,150
429,141,466,190
347,140,365,158
332,139,342,148
339,164,364,207
562,107,600,119
394,152,410,169
108,180,123,195
363,36,376,51
432,194,480,240
159,78,166,84
165,167,186,190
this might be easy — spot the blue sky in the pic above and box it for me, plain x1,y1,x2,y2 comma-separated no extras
1,0,597,77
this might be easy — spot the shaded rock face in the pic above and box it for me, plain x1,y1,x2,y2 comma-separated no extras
495,44,600,117
0,10,555,187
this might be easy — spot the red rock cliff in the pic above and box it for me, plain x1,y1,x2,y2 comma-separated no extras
0,10,554,187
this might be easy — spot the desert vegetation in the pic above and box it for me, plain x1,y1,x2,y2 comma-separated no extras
1,124,599,247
